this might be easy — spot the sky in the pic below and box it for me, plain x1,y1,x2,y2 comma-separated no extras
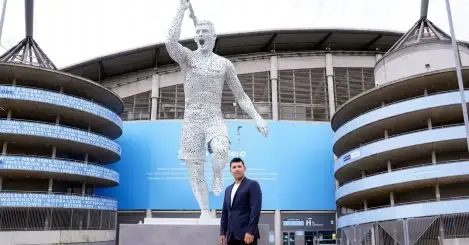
0,0,467,69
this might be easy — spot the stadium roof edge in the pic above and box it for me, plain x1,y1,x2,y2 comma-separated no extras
60,28,411,81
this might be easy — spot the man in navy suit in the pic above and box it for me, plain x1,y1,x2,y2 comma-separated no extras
220,157,262,245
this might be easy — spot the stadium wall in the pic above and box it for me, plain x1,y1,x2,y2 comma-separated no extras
96,120,335,210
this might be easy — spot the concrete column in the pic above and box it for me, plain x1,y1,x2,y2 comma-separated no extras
326,53,336,118
371,225,376,245
270,56,279,121
146,209,152,218
53,116,59,165
48,178,53,193
84,153,89,164
59,86,64,94
361,170,366,178
51,147,56,159
404,220,410,245
274,209,281,245
424,88,428,96
0,176,3,191
81,182,86,195
364,199,368,210
44,211,50,230
87,210,91,229
374,224,379,245
439,218,445,245
375,54,383,87
12,78,16,86
2,141,7,155
7,110,11,120
390,192,395,206
432,150,436,164
384,129,389,139
151,73,160,121
428,118,432,129
436,184,440,201
387,160,392,172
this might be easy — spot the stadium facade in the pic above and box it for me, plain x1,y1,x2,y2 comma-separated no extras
0,29,123,245
332,17,469,245
63,28,406,245
0,1,467,245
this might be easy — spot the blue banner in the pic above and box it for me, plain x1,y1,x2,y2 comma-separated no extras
0,120,121,155
0,156,119,183
0,193,117,210
0,85,122,128
97,120,336,210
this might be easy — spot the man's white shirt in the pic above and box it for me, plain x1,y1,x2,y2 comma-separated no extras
231,183,240,207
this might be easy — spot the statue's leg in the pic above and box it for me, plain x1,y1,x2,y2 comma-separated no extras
208,136,230,196
180,122,211,218
186,160,211,218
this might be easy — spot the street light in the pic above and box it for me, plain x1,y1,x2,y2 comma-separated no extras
445,0,469,153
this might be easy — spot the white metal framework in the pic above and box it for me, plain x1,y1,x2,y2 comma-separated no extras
0,0,56,69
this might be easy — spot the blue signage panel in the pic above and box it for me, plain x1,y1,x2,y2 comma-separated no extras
0,120,121,155
97,120,336,210
0,85,122,128
0,156,119,183
0,193,117,210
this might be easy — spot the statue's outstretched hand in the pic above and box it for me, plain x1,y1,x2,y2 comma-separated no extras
180,0,190,11
256,119,268,137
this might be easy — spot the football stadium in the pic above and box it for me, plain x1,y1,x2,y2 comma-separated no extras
0,0,468,245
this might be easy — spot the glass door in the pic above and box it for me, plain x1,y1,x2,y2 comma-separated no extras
283,232,295,245
305,231,316,245
316,230,335,244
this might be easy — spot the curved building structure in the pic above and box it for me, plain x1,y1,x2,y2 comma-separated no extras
0,2,124,242
0,61,123,244
332,17,469,245
63,28,408,245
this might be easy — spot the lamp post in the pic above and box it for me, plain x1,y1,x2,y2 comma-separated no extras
445,0,469,153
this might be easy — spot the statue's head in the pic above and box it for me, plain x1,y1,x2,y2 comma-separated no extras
194,20,216,52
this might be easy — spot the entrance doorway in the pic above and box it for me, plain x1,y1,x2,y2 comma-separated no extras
305,231,336,245
283,232,295,245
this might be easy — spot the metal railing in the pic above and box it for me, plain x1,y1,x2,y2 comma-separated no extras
339,212,469,245
0,190,116,200
336,88,463,130
0,118,112,140
0,84,118,117
338,123,465,161
339,158,469,187
0,118,121,155
0,153,115,170
340,195,469,217
0,206,116,231
0,154,119,183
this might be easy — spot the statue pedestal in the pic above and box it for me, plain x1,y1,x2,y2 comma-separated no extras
143,217,221,225
118,218,269,245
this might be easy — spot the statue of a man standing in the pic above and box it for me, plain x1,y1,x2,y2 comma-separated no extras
165,0,268,219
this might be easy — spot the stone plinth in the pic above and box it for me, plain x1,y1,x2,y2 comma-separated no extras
119,218,269,245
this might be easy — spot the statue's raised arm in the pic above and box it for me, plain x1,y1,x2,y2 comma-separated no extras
165,0,192,68
225,61,269,137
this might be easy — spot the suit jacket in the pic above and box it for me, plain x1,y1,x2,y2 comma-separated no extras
220,177,262,241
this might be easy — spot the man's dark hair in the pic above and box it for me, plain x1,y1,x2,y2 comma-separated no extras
230,157,245,167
